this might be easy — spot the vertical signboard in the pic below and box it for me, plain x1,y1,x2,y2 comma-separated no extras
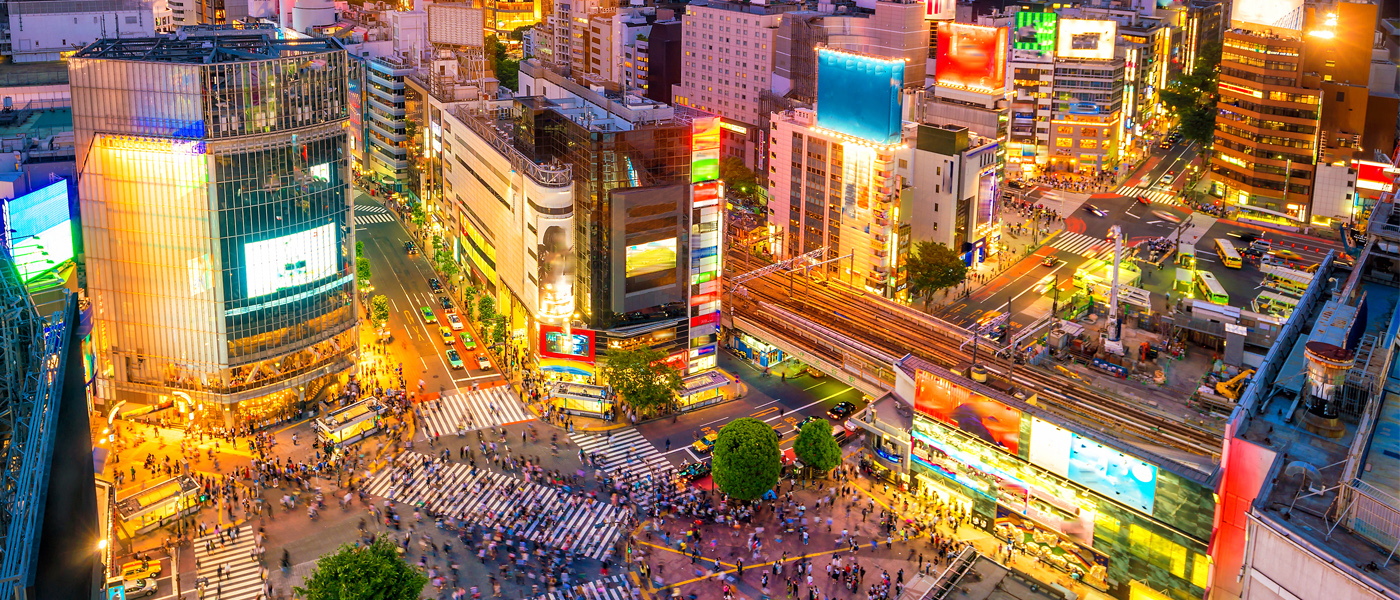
688,118,724,374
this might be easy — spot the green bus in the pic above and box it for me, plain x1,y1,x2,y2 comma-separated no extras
1195,270,1229,305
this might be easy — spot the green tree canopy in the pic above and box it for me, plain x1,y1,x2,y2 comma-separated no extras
369,295,390,326
793,418,842,474
599,347,682,413
477,295,496,323
294,539,427,600
460,285,478,321
906,241,967,307
355,240,364,258
410,202,426,227
355,256,372,282
1159,41,1221,146
720,156,758,199
487,34,521,91
712,418,781,501
433,248,459,281
491,315,508,346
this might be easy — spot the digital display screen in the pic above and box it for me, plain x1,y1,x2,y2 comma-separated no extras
914,370,1022,455
625,238,678,278
935,23,1007,92
310,162,331,182
1056,20,1117,60
1232,0,1303,30
1067,433,1158,513
1013,12,1058,56
3,180,74,282
243,223,337,298
539,324,595,363
692,118,721,183
815,49,905,145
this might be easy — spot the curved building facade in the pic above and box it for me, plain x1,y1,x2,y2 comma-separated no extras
71,29,359,429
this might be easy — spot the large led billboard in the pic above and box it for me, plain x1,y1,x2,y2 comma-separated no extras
539,323,595,363
1029,416,1158,514
935,23,1008,93
923,0,952,20
1354,160,1396,193
815,48,905,145
1231,0,1302,31
1012,12,1057,56
537,220,575,318
625,238,678,278
244,223,338,298
1056,19,1117,60
914,370,1021,455
691,117,721,183
3,180,74,282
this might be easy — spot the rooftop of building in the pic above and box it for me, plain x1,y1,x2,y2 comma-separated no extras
0,61,69,89
686,0,801,16
1232,243,1400,595
519,59,690,131
73,26,344,64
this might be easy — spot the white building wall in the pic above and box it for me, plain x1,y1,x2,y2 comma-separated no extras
1312,162,1359,223
9,7,155,63
1242,517,1390,600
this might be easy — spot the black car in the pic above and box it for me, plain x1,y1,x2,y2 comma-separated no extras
1232,231,1260,245
404,241,418,255
428,278,443,293
439,296,454,310
827,401,857,420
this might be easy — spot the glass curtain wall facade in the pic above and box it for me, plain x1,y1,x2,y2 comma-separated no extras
71,33,358,430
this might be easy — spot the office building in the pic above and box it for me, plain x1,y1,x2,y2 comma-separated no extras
364,55,413,190
1007,9,1056,175
3,0,155,64
905,123,1000,262
70,28,359,427
622,17,683,105
1046,19,1125,176
773,0,929,105
672,0,798,169
413,58,716,378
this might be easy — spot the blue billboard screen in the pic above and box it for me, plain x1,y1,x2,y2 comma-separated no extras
816,49,904,145
3,180,74,282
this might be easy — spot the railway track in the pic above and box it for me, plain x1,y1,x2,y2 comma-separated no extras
728,257,1223,460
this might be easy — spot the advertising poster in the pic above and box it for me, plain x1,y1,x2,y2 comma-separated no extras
815,49,905,145
536,220,575,318
924,0,953,20
935,23,1008,92
1067,432,1158,513
1056,20,1117,60
625,238,678,279
539,323,595,362
1231,0,1303,31
914,370,1022,455
691,118,721,183
1012,12,1058,56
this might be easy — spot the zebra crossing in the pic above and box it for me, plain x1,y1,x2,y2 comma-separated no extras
569,427,673,485
418,386,533,438
363,452,630,560
1050,231,1114,260
193,525,264,600
526,574,635,600
355,204,395,225
1115,186,1178,205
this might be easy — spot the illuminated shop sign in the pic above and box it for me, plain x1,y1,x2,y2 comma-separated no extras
691,117,721,183
1056,20,1117,61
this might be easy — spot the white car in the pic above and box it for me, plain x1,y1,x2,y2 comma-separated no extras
476,353,492,370
446,313,464,331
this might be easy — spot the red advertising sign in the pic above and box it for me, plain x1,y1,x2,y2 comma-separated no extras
914,369,1021,455
935,23,1008,92
1354,160,1396,193
538,324,596,363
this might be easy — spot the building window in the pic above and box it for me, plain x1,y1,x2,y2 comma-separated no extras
1056,138,1072,147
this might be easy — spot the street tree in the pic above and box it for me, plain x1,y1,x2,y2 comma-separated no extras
410,202,426,227
433,248,459,281
294,538,427,600
599,347,683,415
369,295,390,326
477,295,497,324
793,418,841,475
720,156,758,199
491,315,509,347
1158,42,1221,146
355,256,372,283
355,240,364,258
460,285,478,321
906,241,967,308
712,418,781,501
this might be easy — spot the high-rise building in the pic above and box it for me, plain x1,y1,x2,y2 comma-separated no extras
773,0,929,105
364,55,414,190
672,0,797,169
1007,9,1056,175
1048,19,1124,176
70,29,359,427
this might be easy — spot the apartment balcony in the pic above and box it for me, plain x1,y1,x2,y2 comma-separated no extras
370,144,409,170
370,109,404,129
369,121,407,143
368,97,406,118
367,71,407,90
369,134,407,156
369,84,405,104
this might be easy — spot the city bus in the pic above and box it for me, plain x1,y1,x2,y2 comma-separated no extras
1252,290,1299,318
1195,270,1230,305
1214,238,1242,269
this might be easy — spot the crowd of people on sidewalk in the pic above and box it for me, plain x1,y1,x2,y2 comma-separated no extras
1018,171,1120,194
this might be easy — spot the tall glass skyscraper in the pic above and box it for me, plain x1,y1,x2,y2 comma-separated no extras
71,27,359,429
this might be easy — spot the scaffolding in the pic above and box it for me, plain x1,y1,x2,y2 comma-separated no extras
0,242,75,597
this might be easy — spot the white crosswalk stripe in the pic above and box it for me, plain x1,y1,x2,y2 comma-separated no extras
1050,231,1112,259
569,427,674,486
419,386,533,437
1115,186,1177,205
526,574,635,600
363,452,631,561
355,212,395,225
356,204,390,214
193,525,264,600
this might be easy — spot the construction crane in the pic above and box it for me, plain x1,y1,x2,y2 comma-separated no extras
1104,224,1124,356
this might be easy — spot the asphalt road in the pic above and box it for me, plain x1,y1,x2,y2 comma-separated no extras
353,191,503,396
